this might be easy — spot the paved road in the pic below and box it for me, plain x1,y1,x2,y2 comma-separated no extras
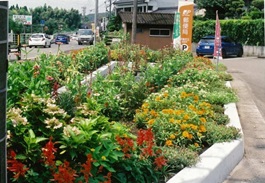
221,57,265,183
8,40,88,61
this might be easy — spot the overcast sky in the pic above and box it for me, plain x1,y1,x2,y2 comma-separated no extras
7,0,107,14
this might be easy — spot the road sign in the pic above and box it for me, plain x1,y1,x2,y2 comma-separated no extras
13,15,32,25
40,20,45,26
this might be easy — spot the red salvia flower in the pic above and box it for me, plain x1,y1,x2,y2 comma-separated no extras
53,161,77,183
42,137,57,167
137,128,155,157
81,154,94,183
154,156,167,170
7,150,29,180
102,172,112,183
116,136,135,158
52,82,60,98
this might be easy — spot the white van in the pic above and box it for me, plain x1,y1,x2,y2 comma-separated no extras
77,29,94,45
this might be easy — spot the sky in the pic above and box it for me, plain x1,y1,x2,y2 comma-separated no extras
7,0,107,14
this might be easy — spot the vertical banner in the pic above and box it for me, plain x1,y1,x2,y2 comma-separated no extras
213,11,222,58
177,0,194,52
173,12,180,49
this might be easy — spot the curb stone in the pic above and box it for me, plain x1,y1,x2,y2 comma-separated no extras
167,82,244,183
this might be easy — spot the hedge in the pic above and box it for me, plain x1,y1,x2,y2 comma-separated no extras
192,19,264,46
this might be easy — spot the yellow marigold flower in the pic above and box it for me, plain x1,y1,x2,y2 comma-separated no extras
200,117,207,123
90,148,95,152
169,134,176,139
182,131,190,138
163,92,169,98
197,110,205,115
183,114,190,120
180,124,188,130
188,133,193,140
180,91,187,98
143,109,149,114
194,95,199,102
155,96,161,101
148,119,155,125
101,156,106,161
194,143,199,147
188,105,196,111
174,110,182,115
150,110,158,117
190,124,198,130
169,118,175,123
199,125,206,132
162,109,174,114
165,140,173,146
142,102,149,109
176,120,181,124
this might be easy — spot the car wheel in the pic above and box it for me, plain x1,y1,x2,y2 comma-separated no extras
78,42,81,45
237,48,243,57
49,43,51,48
29,46,32,48
222,49,227,58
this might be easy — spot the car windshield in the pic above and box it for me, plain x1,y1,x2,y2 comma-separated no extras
200,38,215,43
31,34,44,38
78,29,93,35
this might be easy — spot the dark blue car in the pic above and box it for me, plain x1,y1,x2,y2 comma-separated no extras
55,34,70,44
196,35,243,58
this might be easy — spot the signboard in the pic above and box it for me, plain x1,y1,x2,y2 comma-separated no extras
173,0,194,52
173,12,180,49
13,15,32,25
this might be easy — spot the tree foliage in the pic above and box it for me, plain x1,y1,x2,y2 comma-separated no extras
196,0,264,19
225,0,245,18
9,4,82,34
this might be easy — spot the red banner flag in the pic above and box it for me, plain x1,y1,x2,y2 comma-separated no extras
213,11,221,57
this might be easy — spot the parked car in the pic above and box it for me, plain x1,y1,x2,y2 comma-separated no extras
28,33,52,48
55,34,70,44
77,29,94,45
196,35,244,58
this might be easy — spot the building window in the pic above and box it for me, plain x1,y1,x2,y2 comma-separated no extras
150,29,170,36
148,6,153,11
137,28,143,33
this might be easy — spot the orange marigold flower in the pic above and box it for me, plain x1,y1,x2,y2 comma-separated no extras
148,119,155,125
165,140,173,146
199,125,206,132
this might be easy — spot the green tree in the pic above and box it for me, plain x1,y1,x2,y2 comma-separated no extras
251,0,264,10
225,0,245,18
196,0,227,19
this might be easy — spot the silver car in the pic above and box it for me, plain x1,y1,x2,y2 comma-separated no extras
28,33,52,48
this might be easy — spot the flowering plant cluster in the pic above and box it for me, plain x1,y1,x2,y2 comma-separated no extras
7,42,240,182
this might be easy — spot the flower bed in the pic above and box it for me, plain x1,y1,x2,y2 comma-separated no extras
7,43,240,182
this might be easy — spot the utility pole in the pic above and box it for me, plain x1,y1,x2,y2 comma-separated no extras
94,0,98,45
81,6,86,25
0,1,8,183
131,0,137,44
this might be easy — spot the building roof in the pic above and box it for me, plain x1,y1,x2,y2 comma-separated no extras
119,12,174,25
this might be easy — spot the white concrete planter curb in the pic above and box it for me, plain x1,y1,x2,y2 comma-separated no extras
167,82,244,183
